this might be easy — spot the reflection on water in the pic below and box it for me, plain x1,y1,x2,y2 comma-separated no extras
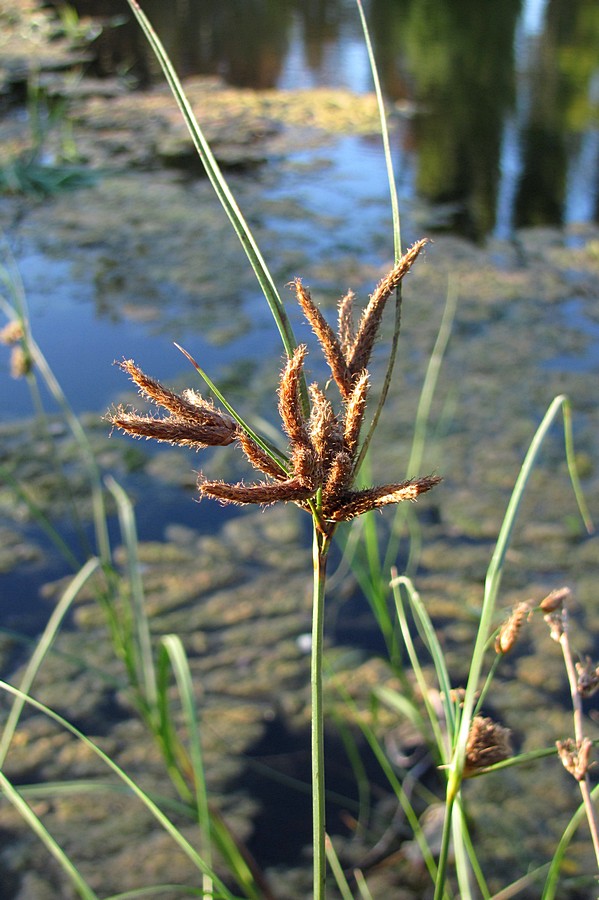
62,0,599,240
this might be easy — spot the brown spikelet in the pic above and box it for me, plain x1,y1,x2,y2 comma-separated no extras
237,431,289,481
200,475,316,506
464,716,512,776
539,586,571,612
337,289,356,359
347,239,428,374
325,475,441,521
308,383,343,462
557,737,593,782
294,279,353,397
495,601,532,655
321,451,354,505
0,320,24,345
291,445,321,489
575,657,599,698
108,408,237,448
10,345,31,378
278,344,311,448
117,359,217,425
343,370,369,455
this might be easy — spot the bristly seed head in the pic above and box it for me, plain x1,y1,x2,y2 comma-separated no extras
107,242,439,529
464,715,512,776
495,600,532,655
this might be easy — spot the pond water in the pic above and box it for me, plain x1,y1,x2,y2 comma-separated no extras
62,0,599,240
0,2,598,895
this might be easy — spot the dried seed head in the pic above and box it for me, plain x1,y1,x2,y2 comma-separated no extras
199,474,316,507
342,370,370,456
347,239,428,374
495,601,532,655
544,610,565,643
464,716,512,776
576,657,599,698
325,475,441,522
539,586,571,613
0,320,24,345
557,737,593,781
293,279,352,397
237,431,289,481
278,344,311,448
337,289,356,358
107,360,238,448
308,383,342,462
321,451,354,503
10,345,30,378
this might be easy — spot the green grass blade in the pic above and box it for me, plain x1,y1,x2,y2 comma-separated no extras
405,279,458,479
392,574,455,752
105,887,203,899
0,770,100,900
541,782,599,900
0,680,239,900
125,0,298,362
452,395,594,797
354,868,374,900
325,834,354,900
0,556,100,765
355,0,401,259
352,0,404,474
161,635,213,894
105,475,157,710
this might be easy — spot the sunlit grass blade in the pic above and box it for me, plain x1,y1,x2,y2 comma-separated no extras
354,868,374,900
453,394,594,793
106,475,157,711
391,573,455,755
105,887,204,899
541,782,599,900
355,0,400,259
332,680,439,883
405,278,458,479
434,394,595,900
0,680,239,900
160,634,213,898
325,834,354,900
0,770,99,900
352,0,403,473
124,0,298,363
0,556,100,765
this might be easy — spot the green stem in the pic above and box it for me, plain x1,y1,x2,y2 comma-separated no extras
311,523,332,900
434,793,455,900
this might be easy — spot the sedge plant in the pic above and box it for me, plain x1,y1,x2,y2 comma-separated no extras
102,2,445,897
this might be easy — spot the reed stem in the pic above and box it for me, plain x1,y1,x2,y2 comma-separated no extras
311,524,332,899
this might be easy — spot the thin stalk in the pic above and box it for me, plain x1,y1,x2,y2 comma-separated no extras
311,523,333,900
558,610,599,865
434,796,455,900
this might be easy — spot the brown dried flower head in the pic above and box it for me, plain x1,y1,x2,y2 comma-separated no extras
107,241,440,532
464,715,513,776
538,586,571,613
575,657,599,698
495,600,532,655
557,737,593,782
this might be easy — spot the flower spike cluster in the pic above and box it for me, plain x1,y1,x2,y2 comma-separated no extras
107,239,440,532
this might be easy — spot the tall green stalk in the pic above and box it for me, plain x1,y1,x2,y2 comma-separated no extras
311,524,333,899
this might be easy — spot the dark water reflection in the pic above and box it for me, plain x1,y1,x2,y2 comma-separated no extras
58,0,599,240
